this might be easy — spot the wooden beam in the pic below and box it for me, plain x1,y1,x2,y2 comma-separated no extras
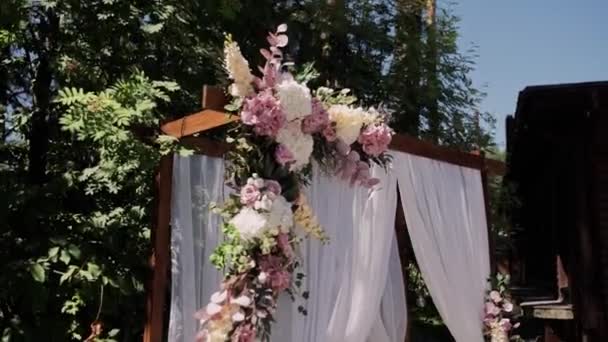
144,154,173,342
389,134,505,175
160,109,238,138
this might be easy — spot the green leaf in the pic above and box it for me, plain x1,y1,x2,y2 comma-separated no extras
48,246,60,259
87,263,102,278
68,244,81,259
30,263,46,283
60,266,78,285
141,23,164,34
108,329,120,337
59,250,71,265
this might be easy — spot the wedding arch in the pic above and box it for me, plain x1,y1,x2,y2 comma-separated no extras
141,85,504,342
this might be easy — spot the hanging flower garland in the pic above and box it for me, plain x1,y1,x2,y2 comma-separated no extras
483,274,523,342
195,24,393,342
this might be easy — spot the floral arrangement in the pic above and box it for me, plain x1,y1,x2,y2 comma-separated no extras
194,24,393,342
483,274,522,342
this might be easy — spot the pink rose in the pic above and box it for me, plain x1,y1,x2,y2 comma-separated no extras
357,123,392,157
264,180,282,196
275,144,295,166
503,302,514,313
489,290,502,303
485,302,501,316
240,184,261,206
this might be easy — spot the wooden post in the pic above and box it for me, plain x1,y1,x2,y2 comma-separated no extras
144,154,174,342
394,186,413,342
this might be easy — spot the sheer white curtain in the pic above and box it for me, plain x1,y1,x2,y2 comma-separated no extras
275,166,406,342
168,154,407,342
168,155,226,342
393,151,490,342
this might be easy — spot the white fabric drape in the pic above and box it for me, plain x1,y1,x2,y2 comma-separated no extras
393,151,490,342
168,155,226,342
276,166,406,342
167,154,407,342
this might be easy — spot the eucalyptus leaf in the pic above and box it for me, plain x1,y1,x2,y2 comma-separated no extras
30,264,46,283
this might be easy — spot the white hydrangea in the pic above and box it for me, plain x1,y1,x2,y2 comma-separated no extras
230,207,267,241
224,41,254,97
266,195,293,234
328,104,370,145
276,79,312,121
276,122,314,171
230,195,293,241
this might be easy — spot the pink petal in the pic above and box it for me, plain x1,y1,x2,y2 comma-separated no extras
260,48,272,60
275,35,288,47
210,290,227,304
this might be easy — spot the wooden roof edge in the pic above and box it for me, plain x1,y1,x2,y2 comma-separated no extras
389,134,505,175
172,130,504,176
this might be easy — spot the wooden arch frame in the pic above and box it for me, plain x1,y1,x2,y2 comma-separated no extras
142,86,505,342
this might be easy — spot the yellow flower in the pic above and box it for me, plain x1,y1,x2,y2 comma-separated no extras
294,195,329,243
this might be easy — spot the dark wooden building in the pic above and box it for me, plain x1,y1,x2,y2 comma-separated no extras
507,81,608,341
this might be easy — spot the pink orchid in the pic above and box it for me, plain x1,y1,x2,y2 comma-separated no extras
275,144,295,166
264,180,282,196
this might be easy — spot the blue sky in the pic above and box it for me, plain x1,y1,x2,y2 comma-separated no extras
453,0,608,147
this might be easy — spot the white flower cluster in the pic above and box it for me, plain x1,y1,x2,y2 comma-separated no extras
230,194,293,241
276,79,312,121
276,122,314,171
224,41,254,97
328,104,377,145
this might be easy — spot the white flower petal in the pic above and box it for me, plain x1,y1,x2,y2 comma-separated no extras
276,123,313,171
230,208,268,241
258,272,268,283
328,105,368,145
206,302,222,316
276,80,312,121
231,295,252,307
210,290,227,304
232,311,245,322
